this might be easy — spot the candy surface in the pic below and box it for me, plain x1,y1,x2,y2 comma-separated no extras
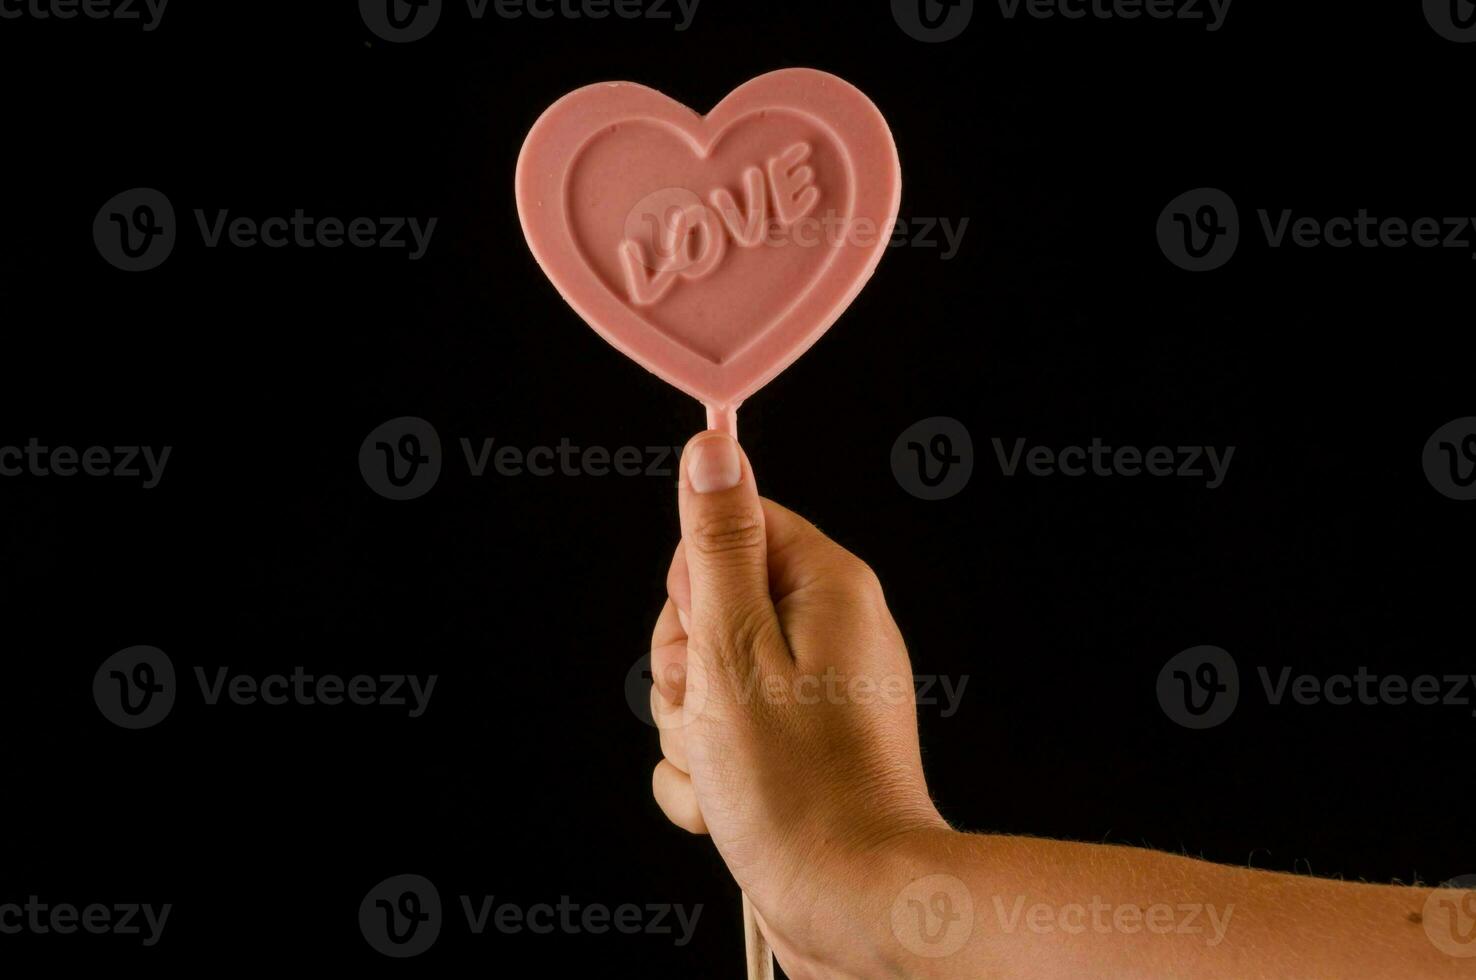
516,68,902,429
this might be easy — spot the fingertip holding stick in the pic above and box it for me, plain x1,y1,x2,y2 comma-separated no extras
743,892,774,980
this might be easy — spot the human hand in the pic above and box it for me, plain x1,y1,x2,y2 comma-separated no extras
643,430,1464,980
648,430,948,977
644,431,1464,980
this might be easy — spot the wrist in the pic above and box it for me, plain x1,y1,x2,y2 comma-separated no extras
867,824,982,979
773,818,973,979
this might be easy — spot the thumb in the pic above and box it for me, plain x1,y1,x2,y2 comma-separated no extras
677,431,783,675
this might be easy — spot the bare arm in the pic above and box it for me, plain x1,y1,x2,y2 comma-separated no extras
861,828,1463,979
648,431,1473,979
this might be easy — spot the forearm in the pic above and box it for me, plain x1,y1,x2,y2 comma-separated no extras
825,828,1455,980
647,453,1464,979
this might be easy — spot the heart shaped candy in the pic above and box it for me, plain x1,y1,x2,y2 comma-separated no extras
515,68,901,433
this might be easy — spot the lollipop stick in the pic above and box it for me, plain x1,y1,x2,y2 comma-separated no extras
702,401,764,975
743,892,774,979
705,403,739,439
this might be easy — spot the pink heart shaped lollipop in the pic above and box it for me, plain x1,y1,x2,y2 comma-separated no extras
516,68,901,434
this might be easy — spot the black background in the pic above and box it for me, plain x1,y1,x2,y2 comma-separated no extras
1,0,1471,973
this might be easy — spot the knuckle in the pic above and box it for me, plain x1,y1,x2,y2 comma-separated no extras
686,595,779,682
690,509,765,558
724,596,778,652
838,556,884,599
